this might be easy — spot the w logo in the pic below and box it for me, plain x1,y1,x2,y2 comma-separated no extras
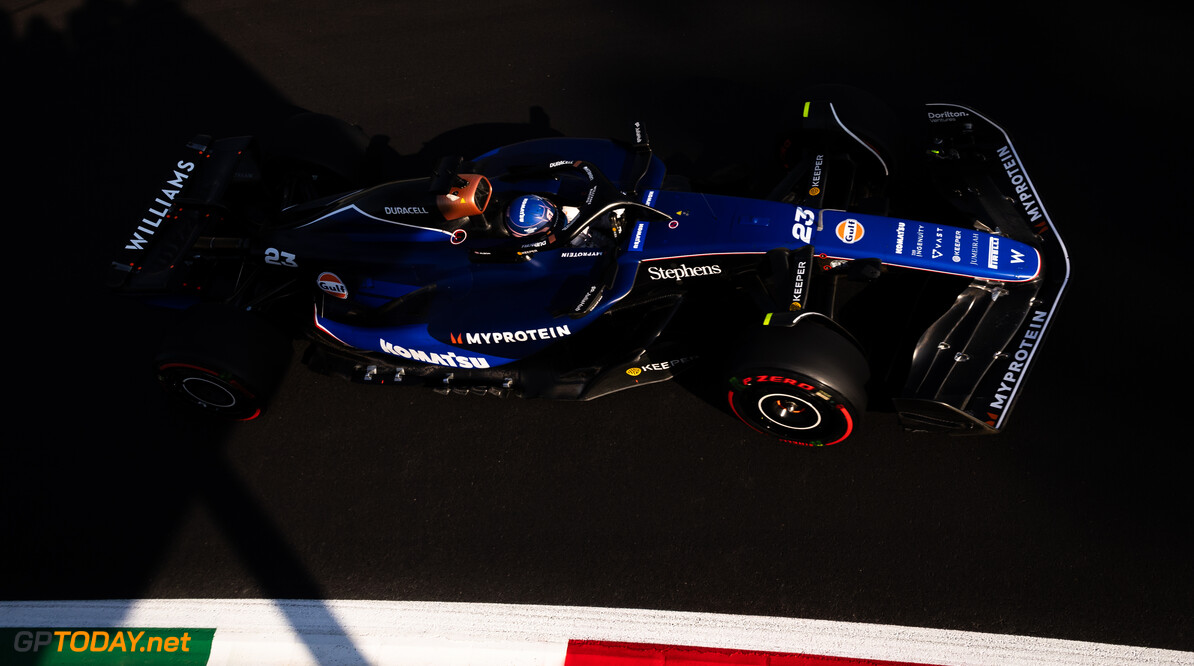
1010,249,1025,264
450,333,463,344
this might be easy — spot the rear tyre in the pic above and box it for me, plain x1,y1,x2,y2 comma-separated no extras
727,321,868,446
154,305,292,420
155,363,265,421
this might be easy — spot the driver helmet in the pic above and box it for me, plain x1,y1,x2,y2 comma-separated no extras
505,194,557,236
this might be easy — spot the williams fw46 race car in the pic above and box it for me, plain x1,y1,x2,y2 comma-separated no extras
109,96,1069,446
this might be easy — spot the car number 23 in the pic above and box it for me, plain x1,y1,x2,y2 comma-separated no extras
264,247,298,267
792,207,815,244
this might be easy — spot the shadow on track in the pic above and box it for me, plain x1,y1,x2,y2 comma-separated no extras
3,2,378,662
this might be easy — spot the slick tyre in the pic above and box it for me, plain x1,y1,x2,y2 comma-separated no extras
154,305,292,421
728,321,868,447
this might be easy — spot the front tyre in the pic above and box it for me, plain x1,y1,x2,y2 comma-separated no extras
728,368,859,446
727,320,868,447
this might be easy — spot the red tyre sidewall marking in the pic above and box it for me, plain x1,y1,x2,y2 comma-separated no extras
727,388,854,447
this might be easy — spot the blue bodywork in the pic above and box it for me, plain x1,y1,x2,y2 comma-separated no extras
111,103,1066,434
279,137,1037,371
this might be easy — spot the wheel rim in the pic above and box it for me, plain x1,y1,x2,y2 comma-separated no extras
758,393,822,430
728,371,857,446
157,362,260,420
179,375,239,409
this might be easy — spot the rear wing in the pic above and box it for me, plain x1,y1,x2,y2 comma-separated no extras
107,135,255,292
895,104,1071,434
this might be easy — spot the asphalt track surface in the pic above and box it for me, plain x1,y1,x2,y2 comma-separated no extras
2,0,1192,657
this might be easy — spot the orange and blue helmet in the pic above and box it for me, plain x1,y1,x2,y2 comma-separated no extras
505,194,557,236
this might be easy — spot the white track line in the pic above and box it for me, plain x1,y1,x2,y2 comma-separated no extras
2,599,1191,665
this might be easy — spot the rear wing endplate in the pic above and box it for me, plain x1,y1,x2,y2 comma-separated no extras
107,135,254,291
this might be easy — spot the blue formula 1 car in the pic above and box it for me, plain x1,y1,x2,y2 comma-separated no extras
109,95,1069,446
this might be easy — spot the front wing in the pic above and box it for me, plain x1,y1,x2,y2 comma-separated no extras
894,104,1071,434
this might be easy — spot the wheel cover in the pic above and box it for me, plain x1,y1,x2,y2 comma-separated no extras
179,375,239,409
758,393,822,430
157,363,261,420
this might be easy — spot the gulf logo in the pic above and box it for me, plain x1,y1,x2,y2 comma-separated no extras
835,218,864,244
317,272,348,299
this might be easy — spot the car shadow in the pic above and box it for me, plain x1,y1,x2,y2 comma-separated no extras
0,0,554,661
